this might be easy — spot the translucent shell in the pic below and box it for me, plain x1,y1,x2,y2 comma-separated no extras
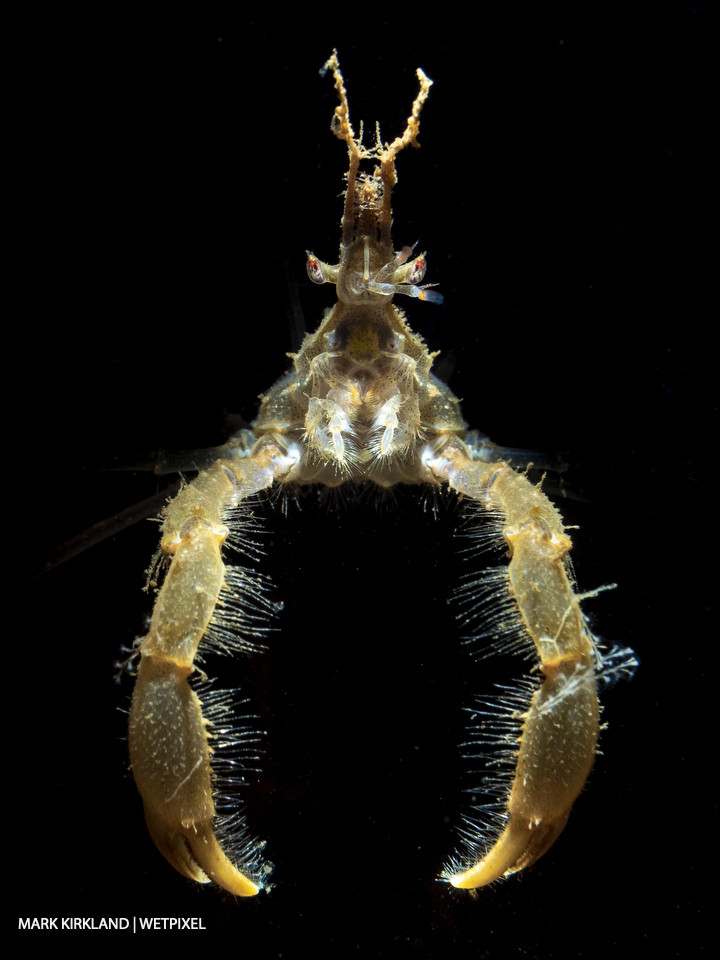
127,51,633,896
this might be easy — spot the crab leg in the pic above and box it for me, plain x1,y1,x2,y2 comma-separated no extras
424,444,599,888
129,441,295,895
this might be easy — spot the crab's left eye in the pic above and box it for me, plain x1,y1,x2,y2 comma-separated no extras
307,254,326,284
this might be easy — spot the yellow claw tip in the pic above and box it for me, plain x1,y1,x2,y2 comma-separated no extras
144,809,262,897
180,821,262,897
445,812,573,890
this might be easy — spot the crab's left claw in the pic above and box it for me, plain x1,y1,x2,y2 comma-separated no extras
130,656,262,896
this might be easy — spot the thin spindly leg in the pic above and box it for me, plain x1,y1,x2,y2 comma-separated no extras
129,440,297,895
424,443,599,888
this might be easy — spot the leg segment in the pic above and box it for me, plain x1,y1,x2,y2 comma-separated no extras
424,443,599,888
129,441,297,895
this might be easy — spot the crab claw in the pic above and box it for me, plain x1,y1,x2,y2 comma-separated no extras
447,661,599,888
129,656,261,897
142,808,260,897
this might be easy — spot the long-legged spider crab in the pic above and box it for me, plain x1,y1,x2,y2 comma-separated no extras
127,51,635,897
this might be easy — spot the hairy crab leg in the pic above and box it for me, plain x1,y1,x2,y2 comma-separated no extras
129,441,296,895
424,443,599,888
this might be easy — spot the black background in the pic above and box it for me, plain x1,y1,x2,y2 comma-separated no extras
15,5,711,957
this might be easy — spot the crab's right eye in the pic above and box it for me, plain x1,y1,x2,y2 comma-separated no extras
407,255,426,284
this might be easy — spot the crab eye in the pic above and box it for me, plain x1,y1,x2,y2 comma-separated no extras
307,254,326,284
408,256,426,284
